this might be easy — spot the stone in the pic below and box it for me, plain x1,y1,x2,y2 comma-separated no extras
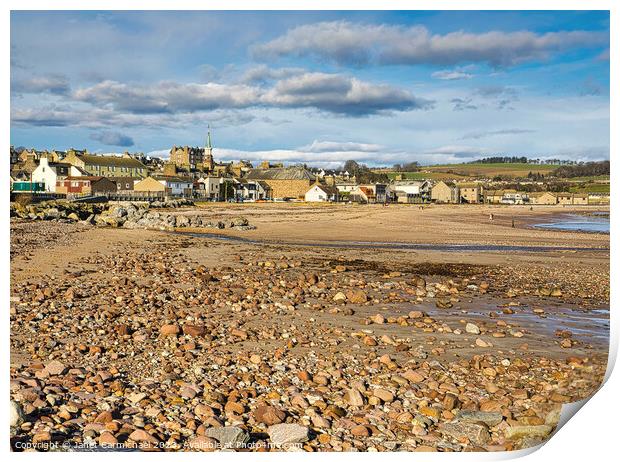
333,292,347,303
440,421,491,446
465,323,480,335
160,324,180,336
373,388,394,403
10,401,24,427
45,360,67,376
98,432,119,446
182,324,206,337
351,425,370,437
187,436,217,452
205,426,250,449
343,388,365,407
346,290,368,304
254,405,286,425
458,410,504,427
403,370,425,383
129,429,159,444
505,425,553,440
268,423,310,446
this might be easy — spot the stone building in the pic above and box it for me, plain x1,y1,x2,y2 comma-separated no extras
245,167,315,199
169,129,215,172
458,183,484,203
63,151,147,178
431,181,459,203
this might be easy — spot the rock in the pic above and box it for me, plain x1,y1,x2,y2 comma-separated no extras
268,423,310,446
254,405,286,425
371,314,385,324
373,388,394,403
440,421,491,446
351,425,370,437
182,324,206,337
343,388,365,407
402,369,425,383
187,436,217,452
160,324,180,336
346,289,368,304
465,323,480,335
98,432,119,446
505,425,553,440
457,410,504,427
205,426,250,449
45,360,67,376
333,292,347,304
475,338,489,348
129,429,159,444
10,401,24,427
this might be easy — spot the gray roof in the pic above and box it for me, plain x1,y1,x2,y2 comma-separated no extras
246,167,315,181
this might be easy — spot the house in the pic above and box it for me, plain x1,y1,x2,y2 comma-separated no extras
197,176,224,200
109,176,135,191
305,183,339,202
483,189,504,204
458,183,483,203
501,191,528,205
245,167,315,200
390,180,431,203
350,186,376,203
31,157,83,192
233,179,271,201
556,193,574,205
529,192,557,205
572,193,589,205
134,176,193,196
431,181,460,203
63,151,147,178
56,176,117,195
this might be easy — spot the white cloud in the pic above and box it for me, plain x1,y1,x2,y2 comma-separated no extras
253,21,607,67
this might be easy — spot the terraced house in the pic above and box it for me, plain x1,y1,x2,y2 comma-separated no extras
63,151,147,178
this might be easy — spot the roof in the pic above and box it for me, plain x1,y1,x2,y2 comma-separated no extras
61,176,105,182
246,167,315,181
152,175,193,183
310,183,339,195
78,153,146,168
357,186,375,197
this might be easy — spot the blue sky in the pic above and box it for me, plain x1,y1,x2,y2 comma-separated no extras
10,10,610,167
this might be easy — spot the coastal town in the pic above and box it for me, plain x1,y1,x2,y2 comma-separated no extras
9,133,611,207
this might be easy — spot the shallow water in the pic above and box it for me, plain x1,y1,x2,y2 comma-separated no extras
534,213,610,234
185,232,609,253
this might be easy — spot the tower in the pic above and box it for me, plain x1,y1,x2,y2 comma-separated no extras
204,125,215,173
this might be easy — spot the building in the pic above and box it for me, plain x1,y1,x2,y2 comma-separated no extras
109,177,135,191
196,176,234,200
431,181,460,203
245,167,315,199
134,176,193,196
556,193,574,205
233,179,271,201
390,180,431,203
572,193,589,205
458,183,483,203
350,186,376,203
529,192,557,205
169,128,216,172
63,151,147,178
305,183,339,202
56,176,117,195
501,191,528,205
31,157,85,192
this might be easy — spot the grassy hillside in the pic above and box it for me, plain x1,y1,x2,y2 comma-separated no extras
423,162,559,178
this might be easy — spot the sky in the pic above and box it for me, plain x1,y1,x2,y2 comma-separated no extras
10,10,610,168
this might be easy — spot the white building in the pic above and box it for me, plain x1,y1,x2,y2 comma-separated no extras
305,183,339,202
152,176,193,196
335,181,358,193
197,176,226,200
389,180,432,202
31,156,87,192
233,179,270,201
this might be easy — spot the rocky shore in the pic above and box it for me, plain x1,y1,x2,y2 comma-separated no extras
10,200,255,231
10,218,608,452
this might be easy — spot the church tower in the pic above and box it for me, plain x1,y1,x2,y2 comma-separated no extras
204,125,215,173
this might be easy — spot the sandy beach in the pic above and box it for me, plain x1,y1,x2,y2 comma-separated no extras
10,203,609,452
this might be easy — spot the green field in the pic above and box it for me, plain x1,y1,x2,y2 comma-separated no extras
568,183,610,194
423,162,560,178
